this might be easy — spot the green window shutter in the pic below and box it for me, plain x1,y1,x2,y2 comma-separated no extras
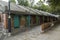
14,15,20,28
27,15,30,27
36,16,39,24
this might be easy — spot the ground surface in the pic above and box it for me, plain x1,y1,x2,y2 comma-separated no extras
1,24,60,40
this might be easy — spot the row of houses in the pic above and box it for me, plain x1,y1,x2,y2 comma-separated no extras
0,1,60,35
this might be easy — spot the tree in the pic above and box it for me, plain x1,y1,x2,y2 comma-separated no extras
48,0,60,6
36,0,43,7
10,0,16,3
33,0,51,12
33,5,38,9
29,0,34,7
17,0,29,6
47,0,60,14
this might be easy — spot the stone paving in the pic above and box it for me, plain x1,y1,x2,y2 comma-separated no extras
0,33,2,38
3,24,60,40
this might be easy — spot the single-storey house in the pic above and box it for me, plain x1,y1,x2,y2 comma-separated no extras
0,1,60,34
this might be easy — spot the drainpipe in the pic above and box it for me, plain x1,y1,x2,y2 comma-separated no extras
8,0,11,36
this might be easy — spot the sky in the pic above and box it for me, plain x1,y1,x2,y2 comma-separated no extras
2,0,38,2
2,0,48,5
2,0,9,2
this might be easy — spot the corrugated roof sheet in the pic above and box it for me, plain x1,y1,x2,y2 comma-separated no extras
0,1,60,18
0,1,26,12
0,3,5,12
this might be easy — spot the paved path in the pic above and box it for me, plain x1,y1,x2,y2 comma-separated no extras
4,24,60,40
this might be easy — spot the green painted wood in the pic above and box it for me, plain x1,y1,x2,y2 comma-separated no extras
38,16,40,24
36,16,39,24
43,16,44,23
14,15,20,28
21,15,24,18
27,15,30,27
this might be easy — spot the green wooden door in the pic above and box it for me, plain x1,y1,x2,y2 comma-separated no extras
14,15,20,28
36,16,39,25
26,15,30,27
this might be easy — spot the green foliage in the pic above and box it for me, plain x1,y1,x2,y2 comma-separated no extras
33,0,51,12
48,0,60,6
17,0,29,6
30,0,34,7
10,0,16,3
48,0,60,14
33,5,38,9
